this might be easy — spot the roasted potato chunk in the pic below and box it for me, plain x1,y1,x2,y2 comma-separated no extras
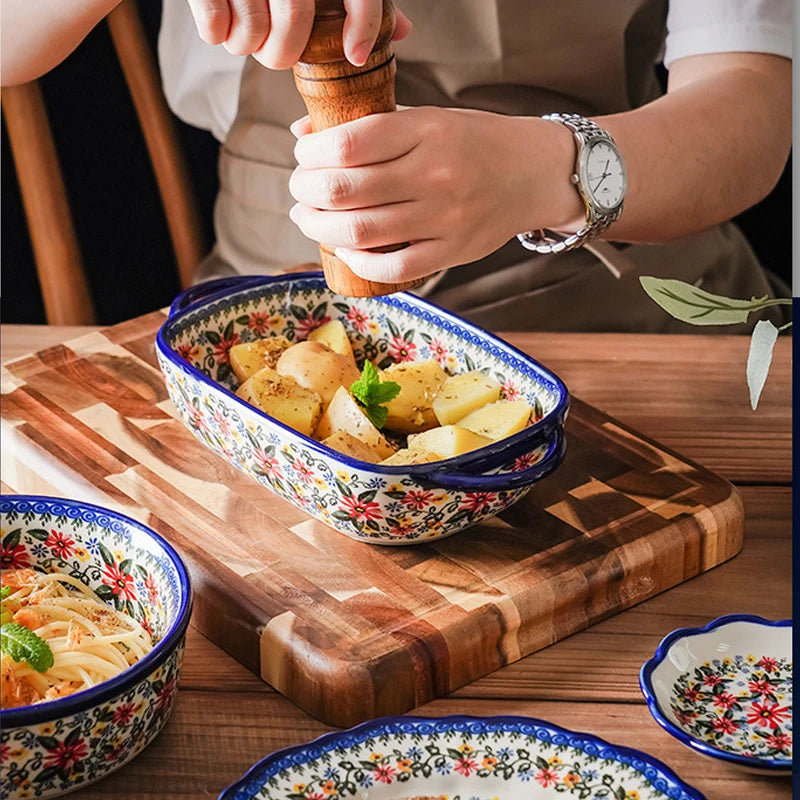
308,320,357,367
380,448,444,466
315,386,396,460
432,370,502,426
229,336,292,383
380,360,447,434
276,340,360,407
407,425,492,458
235,366,322,437
457,399,533,440
321,431,382,463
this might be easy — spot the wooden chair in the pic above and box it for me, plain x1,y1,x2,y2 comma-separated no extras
2,0,205,325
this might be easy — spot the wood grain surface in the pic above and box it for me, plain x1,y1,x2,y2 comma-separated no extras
1,324,791,800
0,313,746,726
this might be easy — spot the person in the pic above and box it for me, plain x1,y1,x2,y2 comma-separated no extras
2,1,792,331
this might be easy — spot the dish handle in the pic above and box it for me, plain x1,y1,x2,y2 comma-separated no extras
169,276,269,318
426,428,566,492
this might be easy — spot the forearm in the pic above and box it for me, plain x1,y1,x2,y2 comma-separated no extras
1,0,121,86
594,53,792,243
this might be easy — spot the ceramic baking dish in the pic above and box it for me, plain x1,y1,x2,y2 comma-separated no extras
156,273,568,544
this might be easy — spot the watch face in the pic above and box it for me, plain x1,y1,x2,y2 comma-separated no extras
585,140,626,210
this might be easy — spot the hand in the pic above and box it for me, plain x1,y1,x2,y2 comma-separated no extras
186,0,412,68
288,107,585,284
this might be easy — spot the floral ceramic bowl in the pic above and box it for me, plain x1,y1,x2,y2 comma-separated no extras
219,714,704,800
157,273,569,545
0,495,192,799
640,614,792,774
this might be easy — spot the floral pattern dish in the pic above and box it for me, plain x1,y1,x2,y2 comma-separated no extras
156,274,569,545
218,714,704,800
640,614,791,773
1,495,192,799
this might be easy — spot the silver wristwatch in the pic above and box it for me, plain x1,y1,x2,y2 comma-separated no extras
517,113,627,254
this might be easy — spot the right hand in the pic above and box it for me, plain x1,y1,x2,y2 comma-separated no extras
186,0,412,68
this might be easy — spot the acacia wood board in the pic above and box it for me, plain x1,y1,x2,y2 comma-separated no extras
0,311,744,727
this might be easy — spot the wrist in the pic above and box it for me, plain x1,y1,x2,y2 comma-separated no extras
507,115,586,235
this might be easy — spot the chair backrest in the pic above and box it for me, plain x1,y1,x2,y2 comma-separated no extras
2,0,205,325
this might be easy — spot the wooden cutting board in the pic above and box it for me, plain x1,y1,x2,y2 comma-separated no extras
1,311,744,727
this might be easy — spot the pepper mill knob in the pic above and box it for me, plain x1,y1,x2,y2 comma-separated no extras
293,0,423,297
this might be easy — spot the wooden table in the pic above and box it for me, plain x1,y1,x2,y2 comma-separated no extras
1,325,792,800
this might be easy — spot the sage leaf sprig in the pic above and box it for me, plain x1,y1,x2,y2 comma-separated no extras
350,360,401,429
639,276,791,410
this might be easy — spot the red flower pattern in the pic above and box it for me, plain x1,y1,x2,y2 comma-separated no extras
248,311,271,335
102,562,136,601
254,449,283,479
711,716,739,735
703,674,723,687
155,676,178,713
339,495,383,523
347,306,370,333
501,379,521,401
454,757,478,777
291,459,315,485
144,574,159,603
212,331,241,365
747,701,790,729
43,738,89,769
388,335,416,363
428,338,448,365
765,731,792,752
0,543,30,570
748,678,775,697
756,656,779,672
112,703,136,725
372,763,395,783
534,767,560,787
401,489,435,511
712,691,737,710
460,492,497,514
44,529,75,559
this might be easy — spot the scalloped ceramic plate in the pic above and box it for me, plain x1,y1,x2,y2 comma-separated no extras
640,614,791,774
219,715,704,800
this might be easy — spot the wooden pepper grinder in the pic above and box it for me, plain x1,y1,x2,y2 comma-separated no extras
293,0,423,297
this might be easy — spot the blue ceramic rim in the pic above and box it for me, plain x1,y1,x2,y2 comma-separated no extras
217,713,705,800
639,614,792,772
0,495,193,727
156,273,570,485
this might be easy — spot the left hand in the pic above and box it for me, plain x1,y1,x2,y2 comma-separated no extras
288,107,582,284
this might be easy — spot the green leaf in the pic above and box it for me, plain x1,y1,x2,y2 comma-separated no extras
371,381,401,405
0,586,10,601
639,277,760,326
205,330,221,345
349,360,400,430
1,623,54,672
2,529,20,549
746,319,778,410
26,528,50,541
98,542,115,568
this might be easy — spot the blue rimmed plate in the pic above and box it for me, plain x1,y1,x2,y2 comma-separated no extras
219,714,704,800
640,614,791,774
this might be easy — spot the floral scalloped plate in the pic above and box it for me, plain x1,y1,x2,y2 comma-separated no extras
640,615,791,774
219,715,704,800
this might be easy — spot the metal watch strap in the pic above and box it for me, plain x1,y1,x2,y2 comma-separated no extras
517,113,622,255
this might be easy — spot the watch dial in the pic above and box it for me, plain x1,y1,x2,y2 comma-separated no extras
586,141,625,209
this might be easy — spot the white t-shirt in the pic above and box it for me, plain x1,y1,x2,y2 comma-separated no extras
158,0,793,142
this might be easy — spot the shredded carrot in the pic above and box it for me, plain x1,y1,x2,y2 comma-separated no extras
1,568,37,591
13,607,44,631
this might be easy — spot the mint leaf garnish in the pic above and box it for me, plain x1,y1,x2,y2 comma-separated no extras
1,622,54,672
350,361,400,429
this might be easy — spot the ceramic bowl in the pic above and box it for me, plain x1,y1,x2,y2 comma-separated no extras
219,714,704,800
640,614,792,774
0,495,192,799
157,273,569,545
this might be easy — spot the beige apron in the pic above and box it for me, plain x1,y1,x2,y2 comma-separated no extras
202,0,787,333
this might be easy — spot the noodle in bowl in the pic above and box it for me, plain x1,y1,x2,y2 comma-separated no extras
0,496,192,799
